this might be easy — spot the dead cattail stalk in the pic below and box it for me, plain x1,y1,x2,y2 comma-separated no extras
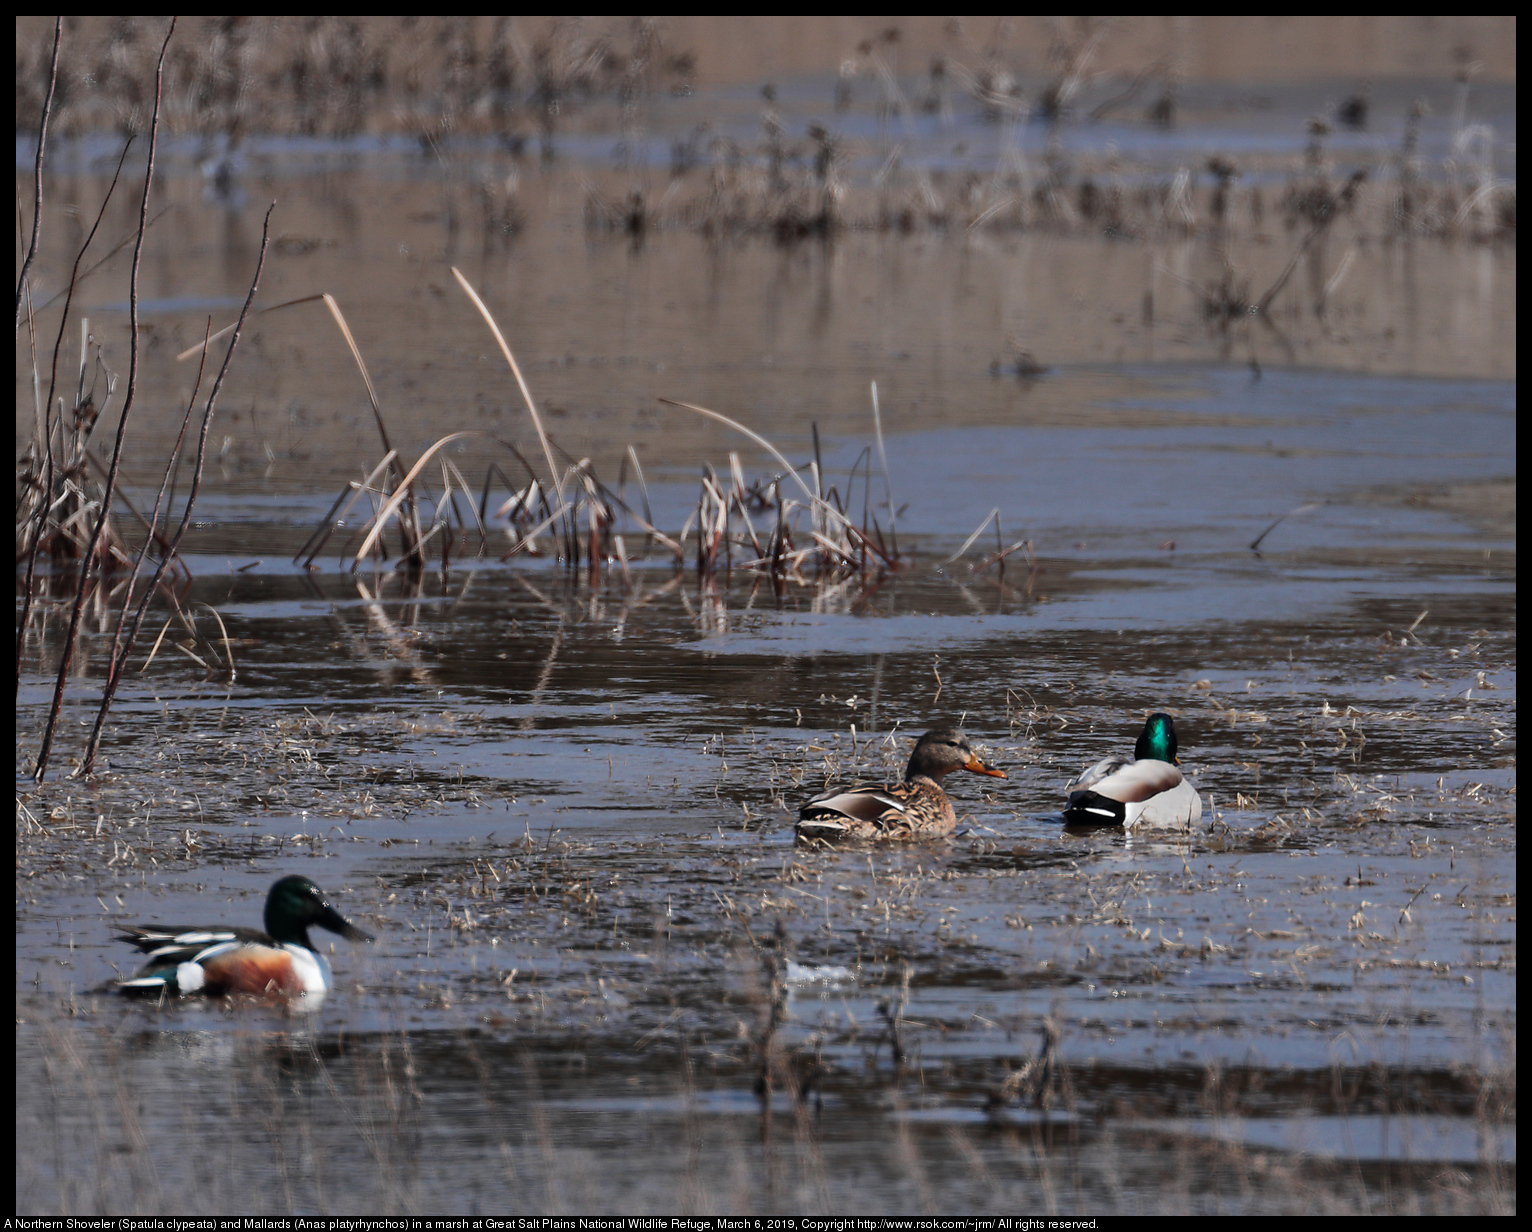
178,290,426,566
945,507,1001,565
296,451,399,567
321,293,424,565
450,267,563,508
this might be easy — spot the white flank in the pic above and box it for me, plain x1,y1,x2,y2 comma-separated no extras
285,944,333,995
1123,782,1203,830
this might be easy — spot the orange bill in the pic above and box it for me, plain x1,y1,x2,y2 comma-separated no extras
963,754,1006,778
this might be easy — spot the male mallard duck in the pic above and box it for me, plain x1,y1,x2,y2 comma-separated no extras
796,728,1006,842
116,875,373,998
1063,712,1202,829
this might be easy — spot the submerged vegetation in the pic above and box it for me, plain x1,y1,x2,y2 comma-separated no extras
15,682,1518,1212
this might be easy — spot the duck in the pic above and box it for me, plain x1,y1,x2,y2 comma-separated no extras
1063,712,1202,829
796,728,1006,842
115,875,373,998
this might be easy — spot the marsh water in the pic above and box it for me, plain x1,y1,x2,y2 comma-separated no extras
15,26,1516,1215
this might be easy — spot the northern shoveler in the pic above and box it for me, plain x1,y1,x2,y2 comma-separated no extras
1063,712,1202,829
796,728,1006,842
116,875,373,998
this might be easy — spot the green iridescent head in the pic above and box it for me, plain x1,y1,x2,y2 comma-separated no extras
1134,713,1180,765
265,875,374,948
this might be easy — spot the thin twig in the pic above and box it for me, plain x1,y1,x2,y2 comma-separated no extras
37,18,177,783
16,139,135,685
15,16,59,326
1254,171,1367,316
96,316,213,725
79,199,273,777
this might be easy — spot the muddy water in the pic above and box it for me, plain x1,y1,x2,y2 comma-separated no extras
14,45,1517,1218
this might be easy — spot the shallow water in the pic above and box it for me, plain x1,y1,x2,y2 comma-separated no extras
14,38,1517,1215
17,358,1514,1213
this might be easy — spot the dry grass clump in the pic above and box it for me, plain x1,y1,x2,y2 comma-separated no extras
580,20,1512,248
603,21,1513,252
18,313,140,578
274,266,904,591
664,397,901,587
587,91,1511,248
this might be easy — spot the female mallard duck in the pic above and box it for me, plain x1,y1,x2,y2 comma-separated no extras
1063,712,1202,829
796,728,1006,842
115,875,373,998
